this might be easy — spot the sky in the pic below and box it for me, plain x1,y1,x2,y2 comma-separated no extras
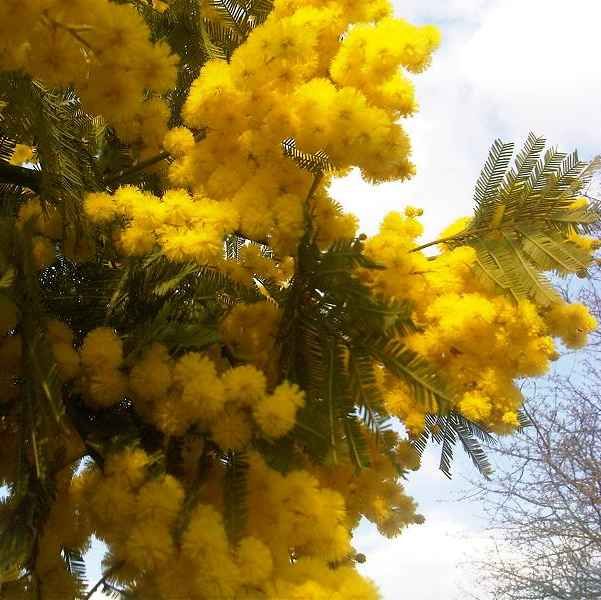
86,1,601,597
331,1,601,598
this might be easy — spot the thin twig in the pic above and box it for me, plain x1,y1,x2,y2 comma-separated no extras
102,150,171,187
84,562,124,600
0,160,41,191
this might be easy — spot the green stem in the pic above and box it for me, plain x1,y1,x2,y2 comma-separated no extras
409,226,493,253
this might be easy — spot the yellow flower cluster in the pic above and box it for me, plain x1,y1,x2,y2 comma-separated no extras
0,0,177,153
365,209,597,434
220,300,282,369
16,198,62,270
47,319,80,382
316,434,424,538
9,144,34,165
165,0,440,255
69,447,379,600
27,468,92,599
2,1,598,597
84,186,238,264
545,302,598,348
46,324,127,409
128,342,304,445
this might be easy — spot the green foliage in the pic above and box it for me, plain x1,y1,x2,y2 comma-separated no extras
223,450,249,543
439,133,599,305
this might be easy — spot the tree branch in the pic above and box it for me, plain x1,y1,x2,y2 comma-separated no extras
0,160,41,192
84,562,124,600
102,150,171,187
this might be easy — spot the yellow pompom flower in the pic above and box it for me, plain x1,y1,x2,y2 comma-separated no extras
84,192,118,224
210,409,253,450
458,391,492,422
253,381,304,438
222,365,267,406
129,343,172,404
236,536,273,585
51,342,81,381
9,144,34,165
86,367,128,408
546,302,597,348
126,522,175,570
569,196,589,210
80,327,124,371
394,440,421,471
163,127,195,157
182,504,229,560
104,448,150,488
136,475,184,527
174,353,226,419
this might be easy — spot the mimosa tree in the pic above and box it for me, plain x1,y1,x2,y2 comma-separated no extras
0,0,597,597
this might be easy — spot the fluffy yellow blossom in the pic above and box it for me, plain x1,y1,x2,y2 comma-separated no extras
236,536,273,585
84,192,118,224
9,144,34,165
81,327,124,370
210,409,253,450
182,504,229,560
254,381,304,438
2,2,598,598
222,365,267,406
163,127,195,157
0,0,177,152
51,342,81,381
459,391,492,421
384,382,427,436
546,302,597,348
86,367,128,408
125,523,174,570
136,475,184,527
220,301,281,367
569,196,589,210
174,352,226,419
129,343,172,405
104,448,150,488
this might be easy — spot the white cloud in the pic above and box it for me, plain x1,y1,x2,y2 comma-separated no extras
332,0,601,240
356,519,493,600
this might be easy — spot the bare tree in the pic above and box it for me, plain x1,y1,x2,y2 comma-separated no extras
466,270,601,600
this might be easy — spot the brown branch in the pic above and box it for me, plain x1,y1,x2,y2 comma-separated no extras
102,150,171,187
0,160,41,191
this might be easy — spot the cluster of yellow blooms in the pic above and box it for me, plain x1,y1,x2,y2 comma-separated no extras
162,0,440,255
49,321,305,446
363,207,597,434
84,186,238,263
0,0,177,154
23,445,422,599
8,144,35,166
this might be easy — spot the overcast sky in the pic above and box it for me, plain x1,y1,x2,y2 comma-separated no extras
335,1,601,598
